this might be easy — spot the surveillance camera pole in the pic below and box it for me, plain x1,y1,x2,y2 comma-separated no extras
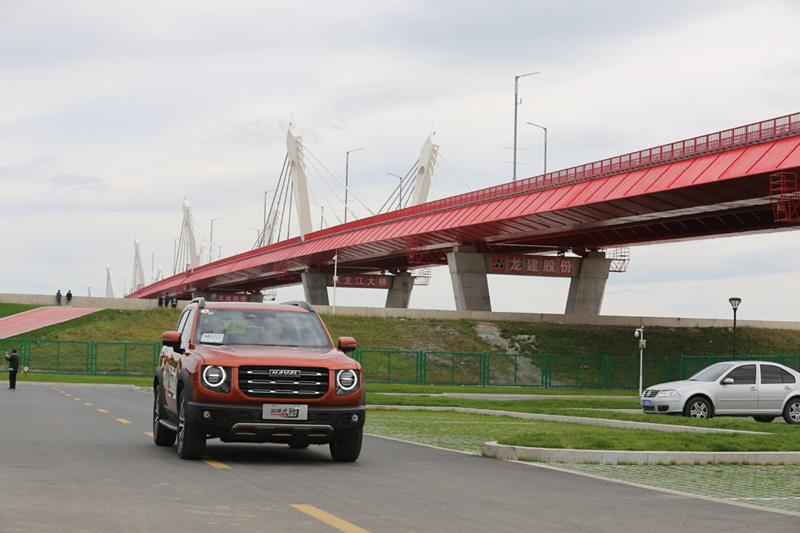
635,327,646,396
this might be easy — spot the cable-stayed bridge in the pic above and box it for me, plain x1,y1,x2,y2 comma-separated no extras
128,113,800,314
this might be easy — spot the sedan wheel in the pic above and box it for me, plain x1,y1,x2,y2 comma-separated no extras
683,397,712,419
783,398,800,425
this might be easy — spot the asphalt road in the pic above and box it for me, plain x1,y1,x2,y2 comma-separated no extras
1,383,797,532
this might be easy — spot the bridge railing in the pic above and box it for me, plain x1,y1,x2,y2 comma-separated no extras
364,112,800,224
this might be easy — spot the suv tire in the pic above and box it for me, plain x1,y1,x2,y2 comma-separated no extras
177,391,206,460
153,384,177,446
329,428,363,462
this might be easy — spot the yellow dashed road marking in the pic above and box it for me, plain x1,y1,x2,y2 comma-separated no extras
83,402,93,406
97,409,109,413
116,418,131,424
291,504,371,533
203,458,231,469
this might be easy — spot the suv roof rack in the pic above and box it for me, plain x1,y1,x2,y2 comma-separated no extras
281,300,316,313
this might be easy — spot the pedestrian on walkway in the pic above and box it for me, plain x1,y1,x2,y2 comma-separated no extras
56,289,62,306
66,290,72,307
5,348,19,390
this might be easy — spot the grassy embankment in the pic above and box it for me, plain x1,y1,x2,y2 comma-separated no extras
3,305,800,454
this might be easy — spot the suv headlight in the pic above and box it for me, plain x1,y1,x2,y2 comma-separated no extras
335,369,359,396
202,365,231,392
656,389,680,398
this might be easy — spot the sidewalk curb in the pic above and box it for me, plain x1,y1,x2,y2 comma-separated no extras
483,441,800,465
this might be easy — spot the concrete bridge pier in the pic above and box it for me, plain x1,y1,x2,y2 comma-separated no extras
302,268,330,306
385,271,414,309
564,251,612,315
447,244,492,311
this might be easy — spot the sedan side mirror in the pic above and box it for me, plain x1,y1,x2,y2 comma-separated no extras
722,377,734,385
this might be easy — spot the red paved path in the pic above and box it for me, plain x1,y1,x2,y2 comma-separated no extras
0,307,103,338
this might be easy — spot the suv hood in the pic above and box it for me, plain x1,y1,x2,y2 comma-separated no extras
194,344,359,368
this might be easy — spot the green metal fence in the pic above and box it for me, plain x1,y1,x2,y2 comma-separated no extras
4,336,800,389
1,338,159,377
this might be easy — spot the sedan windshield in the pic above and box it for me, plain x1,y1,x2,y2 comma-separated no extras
194,308,333,349
689,363,733,382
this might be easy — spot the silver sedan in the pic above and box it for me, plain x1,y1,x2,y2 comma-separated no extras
641,360,800,423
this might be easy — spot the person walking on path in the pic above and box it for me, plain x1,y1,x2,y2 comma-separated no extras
5,348,19,390
56,290,62,306
66,290,72,307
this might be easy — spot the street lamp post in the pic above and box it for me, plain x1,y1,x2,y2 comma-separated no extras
729,297,742,360
635,327,646,396
388,172,404,210
332,253,339,315
526,122,548,174
345,148,364,223
513,71,539,182
151,251,159,284
210,217,222,263
313,203,325,229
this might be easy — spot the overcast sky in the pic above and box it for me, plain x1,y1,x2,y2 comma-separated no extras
2,1,799,322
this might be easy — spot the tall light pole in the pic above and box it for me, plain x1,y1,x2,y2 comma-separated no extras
313,203,325,229
150,251,159,284
526,122,548,174
729,297,742,360
209,217,222,263
513,71,539,181
388,172,404,210
345,148,364,223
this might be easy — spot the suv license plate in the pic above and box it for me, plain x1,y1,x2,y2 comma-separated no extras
263,404,308,420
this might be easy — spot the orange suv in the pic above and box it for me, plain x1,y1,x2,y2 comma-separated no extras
153,298,365,461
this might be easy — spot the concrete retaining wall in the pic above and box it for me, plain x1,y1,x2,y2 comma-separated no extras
0,293,186,311
313,305,800,330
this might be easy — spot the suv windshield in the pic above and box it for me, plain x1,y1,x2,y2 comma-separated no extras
194,308,333,349
689,363,733,382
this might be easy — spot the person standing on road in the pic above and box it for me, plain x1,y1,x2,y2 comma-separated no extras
5,348,19,390
56,289,62,306
66,290,72,307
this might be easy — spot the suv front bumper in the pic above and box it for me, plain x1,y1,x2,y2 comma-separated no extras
186,401,366,444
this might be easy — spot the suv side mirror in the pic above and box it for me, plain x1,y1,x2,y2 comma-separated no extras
162,331,183,353
337,336,357,353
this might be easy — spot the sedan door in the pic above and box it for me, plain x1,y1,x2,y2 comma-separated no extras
714,364,758,414
758,363,798,414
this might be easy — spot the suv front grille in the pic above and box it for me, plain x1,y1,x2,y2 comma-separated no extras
239,366,330,399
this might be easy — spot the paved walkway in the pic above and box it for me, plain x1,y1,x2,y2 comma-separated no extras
0,307,103,338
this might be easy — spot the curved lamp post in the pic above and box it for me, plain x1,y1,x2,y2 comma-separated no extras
729,297,742,360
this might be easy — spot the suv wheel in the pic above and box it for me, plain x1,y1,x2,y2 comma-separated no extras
329,428,363,462
153,384,176,446
176,391,206,459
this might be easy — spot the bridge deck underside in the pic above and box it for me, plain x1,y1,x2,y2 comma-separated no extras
131,136,800,299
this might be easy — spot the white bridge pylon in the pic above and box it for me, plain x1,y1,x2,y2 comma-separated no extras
410,134,439,207
286,127,314,240
257,127,443,250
